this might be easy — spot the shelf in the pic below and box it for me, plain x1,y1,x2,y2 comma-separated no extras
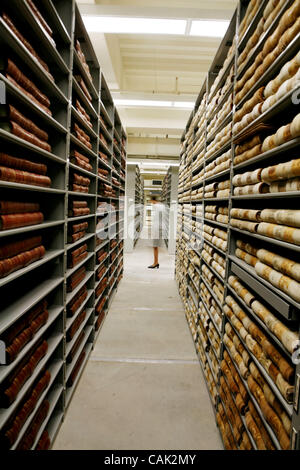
69,162,96,179
70,134,98,159
66,252,94,279
65,341,93,408
230,226,300,254
229,257,299,320
71,106,98,140
0,220,65,239
0,331,63,430
203,217,228,230
0,249,64,289
42,0,71,45
66,289,94,332
238,0,268,52
11,358,64,450
66,271,94,305
72,77,98,120
0,19,68,104
233,138,300,172
0,128,67,164
1,75,68,135
66,232,95,252
12,0,70,74
66,308,94,356
73,50,98,100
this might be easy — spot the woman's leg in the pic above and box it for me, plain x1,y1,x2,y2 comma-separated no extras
154,247,159,265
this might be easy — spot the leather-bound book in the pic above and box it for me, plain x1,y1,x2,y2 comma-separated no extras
26,0,55,48
0,166,51,187
67,286,87,317
67,330,85,364
99,151,108,162
69,207,90,217
0,340,48,408
72,200,88,209
70,154,92,172
36,430,50,450
6,74,51,116
6,310,49,364
0,212,44,230
2,13,54,81
0,201,40,214
95,311,105,331
71,150,90,165
0,370,51,449
73,130,92,150
73,173,90,187
0,121,51,152
0,105,49,142
67,266,86,292
0,244,45,278
68,230,85,244
75,40,93,83
2,58,51,110
67,350,86,387
96,295,106,315
16,398,50,450
72,221,88,233
97,266,106,280
72,184,89,193
0,235,42,260
67,310,86,342
0,153,47,175
74,75,92,102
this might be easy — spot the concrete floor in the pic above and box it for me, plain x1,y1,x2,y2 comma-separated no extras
53,239,222,450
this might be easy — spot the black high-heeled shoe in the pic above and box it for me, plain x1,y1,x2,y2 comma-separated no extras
148,264,159,269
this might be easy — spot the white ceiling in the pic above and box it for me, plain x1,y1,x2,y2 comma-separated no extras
77,0,237,161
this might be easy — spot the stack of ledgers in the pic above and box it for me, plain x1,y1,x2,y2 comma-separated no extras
201,241,226,280
204,178,231,199
0,200,44,231
235,0,300,106
209,40,236,101
207,65,234,121
235,238,300,304
207,92,233,140
75,99,92,129
233,112,300,168
75,40,93,84
233,155,300,196
230,206,300,247
201,262,225,307
204,148,231,180
203,223,228,252
205,205,229,224
206,122,232,160
0,236,45,279
70,150,92,173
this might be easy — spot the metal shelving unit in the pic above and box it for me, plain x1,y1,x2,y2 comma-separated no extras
0,0,126,450
175,0,300,450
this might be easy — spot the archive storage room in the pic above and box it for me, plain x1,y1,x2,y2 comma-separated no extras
0,0,300,454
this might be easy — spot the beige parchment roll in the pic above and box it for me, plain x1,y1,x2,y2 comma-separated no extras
233,182,269,196
269,177,300,193
260,208,300,227
233,169,262,187
256,248,300,281
231,218,259,233
255,261,300,302
231,208,261,221
228,275,255,305
236,248,258,267
257,222,300,245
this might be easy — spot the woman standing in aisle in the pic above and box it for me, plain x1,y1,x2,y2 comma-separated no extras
148,195,165,269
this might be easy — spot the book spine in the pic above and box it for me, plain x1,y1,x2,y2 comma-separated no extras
72,222,88,234
0,245,45,278
2,14,54,81
0,153,47,175
0,212,44,230
72,184,89,193
67,350,86,386
16,398,50,450
6,59,51,108
0,165,51,187
67,331,85,364
67,310,86,341
72,200,88,209
6,74,52,116
36,430,50,450
68,289,88,317
0,235,42,259
9,121,52,153
8,105,48,142
0,201,40,214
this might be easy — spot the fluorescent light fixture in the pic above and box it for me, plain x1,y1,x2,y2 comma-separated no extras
115,99,194,109
114,99,172,107
190,20,229,37
83,16,186,35
173,102,195,109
